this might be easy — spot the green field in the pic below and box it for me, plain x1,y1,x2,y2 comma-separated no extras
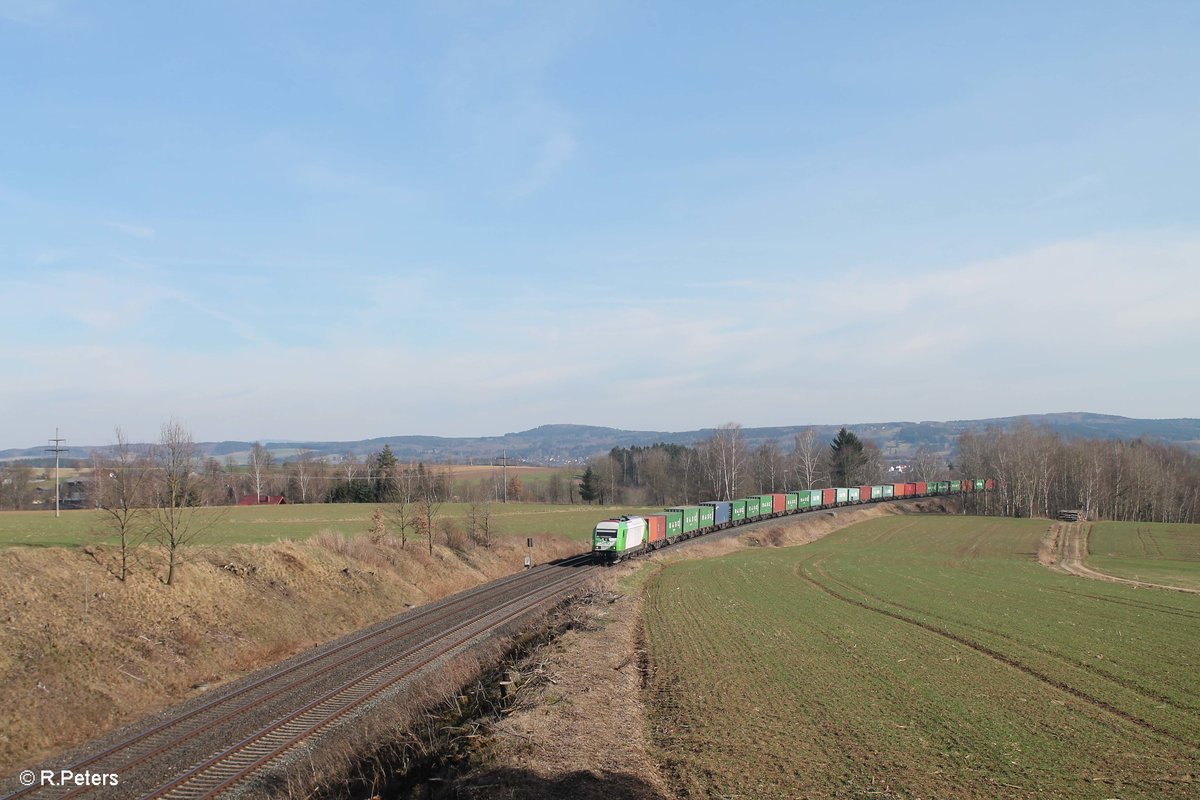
1088,521,1200,590
0,502,657,548
643,516,1200,799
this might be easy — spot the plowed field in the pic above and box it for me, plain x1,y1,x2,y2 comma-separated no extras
643,516,1200,799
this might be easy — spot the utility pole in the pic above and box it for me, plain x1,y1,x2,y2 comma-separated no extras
45,428,68,518
496,452,510,503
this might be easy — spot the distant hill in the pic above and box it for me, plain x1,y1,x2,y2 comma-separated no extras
2,413,1198,468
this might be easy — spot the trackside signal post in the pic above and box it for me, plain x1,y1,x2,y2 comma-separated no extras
525,537,533,569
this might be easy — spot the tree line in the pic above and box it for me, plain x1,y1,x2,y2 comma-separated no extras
575,423,924,506
957,425,1200,523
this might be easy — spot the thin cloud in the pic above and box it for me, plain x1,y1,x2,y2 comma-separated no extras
106,220,156,241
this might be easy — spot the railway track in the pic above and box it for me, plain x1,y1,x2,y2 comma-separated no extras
2,554,595,800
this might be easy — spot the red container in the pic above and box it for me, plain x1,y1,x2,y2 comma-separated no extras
914,481,927,496
985,478,996,491
963,480,974,493
821,488,836,506
905,483,917,496
889,483,906,497
645,514,667,544
858,485,872,502
771,493,786,513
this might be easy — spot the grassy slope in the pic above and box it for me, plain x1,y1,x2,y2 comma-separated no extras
0,531,584,777
643,516,1200,799
1088,521,1200,590
0,502,658,548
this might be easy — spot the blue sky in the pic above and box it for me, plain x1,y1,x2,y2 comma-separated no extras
2,1,1198,447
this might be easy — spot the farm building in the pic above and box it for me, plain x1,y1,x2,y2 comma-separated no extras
237,495,287,506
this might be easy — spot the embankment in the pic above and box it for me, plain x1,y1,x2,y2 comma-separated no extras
0,532,579,776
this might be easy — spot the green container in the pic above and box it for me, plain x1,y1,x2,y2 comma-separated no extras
835,488,849,504
797,492,811,509
974,479,985,491
785,492,799,511
744,497,761,517
667,506,700,534
950,480,962,492
755,495,774,515
882,484,894,499
848,487,861,502
808,489,823,507
662,510,683,538
871,485,885,500
730,500,747,521
698,504,715,529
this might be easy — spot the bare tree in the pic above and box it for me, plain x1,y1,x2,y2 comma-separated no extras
701,422,745,500
466,488,493,548
0,463,34,510
417,466,447,555
391,475,418,551
292,449,317,504
149,420,218,585
90,428,150,581
791,428,823,489
248,441,274,501
912,445,944,483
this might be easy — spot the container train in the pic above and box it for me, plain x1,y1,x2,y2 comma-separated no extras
591,478,996,563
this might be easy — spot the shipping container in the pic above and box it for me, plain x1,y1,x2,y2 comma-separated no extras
914,481,927,495
809,489,824,507
797,491,811,509
730,499,747,522
744,496,761,518
645,514,667,545
771,493,786,513
858,485,872,502
785,492,799,511
754,495,774,517
664,506,699,534
848,487,861,502
906,483,918,496
698,504,716,530
871,485,885,500
974,479,985,491
882,484,894,499
985,478,996,491
822,488,836,506
661,510,684,538
702,501,731,526
950,480,962,492
835,487,849,504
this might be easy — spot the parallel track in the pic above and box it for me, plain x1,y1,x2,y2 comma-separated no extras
3,555,594,800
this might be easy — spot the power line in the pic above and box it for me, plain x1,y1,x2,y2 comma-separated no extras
45,428,68,518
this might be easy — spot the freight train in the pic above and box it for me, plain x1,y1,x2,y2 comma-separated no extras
591,478,996,563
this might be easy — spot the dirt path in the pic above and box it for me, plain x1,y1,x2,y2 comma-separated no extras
1051,522,1200,594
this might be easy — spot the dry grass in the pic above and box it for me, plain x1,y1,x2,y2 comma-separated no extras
0,532,582,777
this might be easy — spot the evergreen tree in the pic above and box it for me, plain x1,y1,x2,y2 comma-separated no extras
578,465,599,504
374,445,398,501
829,428,867,486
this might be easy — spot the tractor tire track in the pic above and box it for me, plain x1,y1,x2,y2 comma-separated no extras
1056,523,1200,595
807,561,1197,713
795,556,1197,749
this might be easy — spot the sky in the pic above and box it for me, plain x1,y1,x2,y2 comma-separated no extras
2,1,1198,448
